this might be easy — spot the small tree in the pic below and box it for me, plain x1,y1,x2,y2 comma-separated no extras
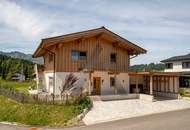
59,73,79,104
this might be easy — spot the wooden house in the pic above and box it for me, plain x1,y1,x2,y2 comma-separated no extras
33,27,146,95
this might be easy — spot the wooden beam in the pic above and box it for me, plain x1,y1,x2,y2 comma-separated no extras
166,77,169,92
88,72,92,95
150,76,153,95
156,76,159,92
173,77,175,93
164,76,166,92
168,77,170,92
136,76,139,94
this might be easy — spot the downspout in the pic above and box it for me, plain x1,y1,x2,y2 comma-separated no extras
39,46,56,104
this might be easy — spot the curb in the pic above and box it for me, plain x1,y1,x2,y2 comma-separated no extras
77,98,93,120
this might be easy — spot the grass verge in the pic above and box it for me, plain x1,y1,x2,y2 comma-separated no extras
0,95,91,126
0,79,32,94
180,88,190,98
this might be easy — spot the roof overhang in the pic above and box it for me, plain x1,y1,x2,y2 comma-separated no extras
33,27,147,58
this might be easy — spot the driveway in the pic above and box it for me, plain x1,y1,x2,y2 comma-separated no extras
83,99,190,125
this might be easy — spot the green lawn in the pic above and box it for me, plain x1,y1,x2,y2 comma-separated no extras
0,79,32,94
0,95,88,126
180,88,190,98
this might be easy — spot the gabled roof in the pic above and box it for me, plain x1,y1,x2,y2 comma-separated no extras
33,27,147,57
161,53,190,63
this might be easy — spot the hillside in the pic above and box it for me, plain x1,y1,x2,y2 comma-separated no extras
129,63,165,72
0,54,34,80
0,51,43,64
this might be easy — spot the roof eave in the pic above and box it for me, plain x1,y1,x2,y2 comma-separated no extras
33,27,147,57
32,40,43,58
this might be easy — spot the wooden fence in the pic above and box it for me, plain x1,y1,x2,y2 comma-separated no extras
0,87,87,105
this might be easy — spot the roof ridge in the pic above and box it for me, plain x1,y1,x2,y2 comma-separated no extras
161,53,190,62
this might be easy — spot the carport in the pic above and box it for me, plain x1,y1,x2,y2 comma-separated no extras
129,72,180,99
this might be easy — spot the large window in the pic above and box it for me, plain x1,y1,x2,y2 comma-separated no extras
165,63,173,69
71,50,79,61
182,62,190,69
110,53,116,63
71,50,87,61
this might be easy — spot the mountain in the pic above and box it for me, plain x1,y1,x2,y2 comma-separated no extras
129,63,165,72
0,51,43,64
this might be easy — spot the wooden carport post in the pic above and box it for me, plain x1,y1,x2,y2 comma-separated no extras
150,75,153,95
135,76,139,93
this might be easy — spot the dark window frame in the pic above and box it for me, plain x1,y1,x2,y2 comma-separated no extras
165,63,173,69
110,77,116,87
110,53,117,63
79,51,87,61
182,61,190,69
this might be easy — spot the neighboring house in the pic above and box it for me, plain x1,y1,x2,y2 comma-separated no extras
161,53,190,87
33,27,146,95
12,73,25,82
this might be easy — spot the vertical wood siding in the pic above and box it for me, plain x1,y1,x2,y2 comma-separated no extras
44,37,129,72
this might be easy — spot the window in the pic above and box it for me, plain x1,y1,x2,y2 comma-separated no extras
71,50,87,61
79,51,87,60
110,53,116,63
182,62,190,69
71,50,79,61
48,54,53,62
110,77,115,87
165,63,173,69
49,77,53,87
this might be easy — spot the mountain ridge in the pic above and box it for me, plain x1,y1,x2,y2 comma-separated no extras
0,51,43,64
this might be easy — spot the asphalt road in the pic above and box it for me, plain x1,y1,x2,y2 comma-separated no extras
1,109,190,130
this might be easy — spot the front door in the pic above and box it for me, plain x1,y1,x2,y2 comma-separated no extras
93,77,101,95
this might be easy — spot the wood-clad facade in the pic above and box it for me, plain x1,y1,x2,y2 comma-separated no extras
43,37,130,72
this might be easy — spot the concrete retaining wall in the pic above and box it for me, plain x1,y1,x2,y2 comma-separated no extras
100,94,138,101
153,91,180,99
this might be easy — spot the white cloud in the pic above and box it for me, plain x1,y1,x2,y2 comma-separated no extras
0,0,50,39
0,0,190,64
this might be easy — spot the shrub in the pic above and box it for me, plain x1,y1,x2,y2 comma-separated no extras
180,88,186,96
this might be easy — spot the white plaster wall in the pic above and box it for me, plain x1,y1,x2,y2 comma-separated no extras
55,72,89,95
116,73,130,94
44,71,130,95
92,71,129,95
165,61,190,72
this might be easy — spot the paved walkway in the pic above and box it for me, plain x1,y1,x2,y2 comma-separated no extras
83,99,190,125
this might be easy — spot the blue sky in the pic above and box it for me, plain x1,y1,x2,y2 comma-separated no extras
0,0,190,64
